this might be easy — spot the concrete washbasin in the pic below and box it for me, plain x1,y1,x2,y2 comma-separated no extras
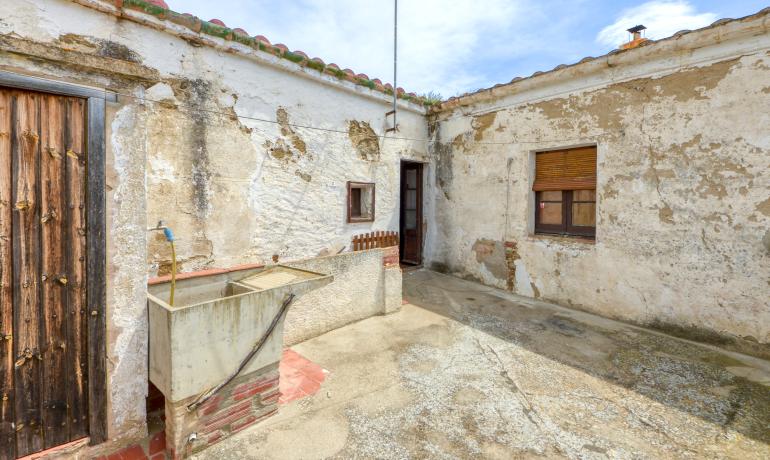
148,265,332,404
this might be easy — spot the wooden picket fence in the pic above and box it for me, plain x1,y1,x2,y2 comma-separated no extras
352,231,399,251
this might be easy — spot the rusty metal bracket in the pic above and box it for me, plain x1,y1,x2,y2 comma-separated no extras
41,210,57,223
14,348,42,368
46,147,62,159
14,201,31,211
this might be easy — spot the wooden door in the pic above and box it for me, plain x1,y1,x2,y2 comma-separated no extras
400,162,423,265
0,88,88,459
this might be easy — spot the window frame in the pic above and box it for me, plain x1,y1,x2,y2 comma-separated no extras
535,190,596,238
346,181,375,223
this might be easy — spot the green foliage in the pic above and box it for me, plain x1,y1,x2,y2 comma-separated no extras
283,52,306,63
357,78,376,90
306,60,325,72
419,91,443,105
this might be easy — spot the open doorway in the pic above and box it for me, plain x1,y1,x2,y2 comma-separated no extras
399,161,423,265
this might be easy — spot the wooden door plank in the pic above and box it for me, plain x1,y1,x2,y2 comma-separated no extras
86,96,107,444
39,95,69,448
11,90,44,456
64,97,87,439
0,90,16,460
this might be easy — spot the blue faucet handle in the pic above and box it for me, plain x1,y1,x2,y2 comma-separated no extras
163,227,175,242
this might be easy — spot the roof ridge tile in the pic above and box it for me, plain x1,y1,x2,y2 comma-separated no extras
99,0,429,106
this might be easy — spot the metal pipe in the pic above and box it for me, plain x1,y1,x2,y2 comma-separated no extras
393,0,398,131
168,239,176,306
148,220,176,306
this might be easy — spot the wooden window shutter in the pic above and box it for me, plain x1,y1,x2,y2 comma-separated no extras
533,146,596,191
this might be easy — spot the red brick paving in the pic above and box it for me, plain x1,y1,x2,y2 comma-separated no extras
279,349,327,405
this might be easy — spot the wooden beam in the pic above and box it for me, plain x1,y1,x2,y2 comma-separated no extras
85,96,107,444
0,71,116,103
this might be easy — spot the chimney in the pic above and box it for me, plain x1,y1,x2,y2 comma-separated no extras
620,24,647,50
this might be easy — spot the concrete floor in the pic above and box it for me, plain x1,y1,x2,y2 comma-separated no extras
194,270,770,459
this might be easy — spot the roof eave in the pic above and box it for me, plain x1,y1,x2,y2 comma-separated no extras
431,6,770,114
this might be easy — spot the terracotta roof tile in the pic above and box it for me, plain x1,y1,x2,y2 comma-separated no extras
254,35,271,45
432,6,770,111
94,0,427,106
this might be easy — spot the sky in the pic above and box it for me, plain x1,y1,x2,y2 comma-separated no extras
174,0,768,97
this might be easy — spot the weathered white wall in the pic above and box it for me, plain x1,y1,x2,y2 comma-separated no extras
3,0,769,451
0,0,427,445
284,248,402,346
427,15,770,357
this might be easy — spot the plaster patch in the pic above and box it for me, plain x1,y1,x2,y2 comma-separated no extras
513,260,535,297
471,239,507,281
57,33,141,63
756,197,770,217
434,142,453,199
277,107,307,154
471,112,497,141
528,57,740,132
108,103,149,435
348,120,380,161
295,169,312,182
659,205,674,224
148,155,175,183
145,82,177,106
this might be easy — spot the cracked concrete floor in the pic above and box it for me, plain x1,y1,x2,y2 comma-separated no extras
194,270,770,459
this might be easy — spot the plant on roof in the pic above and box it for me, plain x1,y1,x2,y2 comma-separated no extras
419,91,443,105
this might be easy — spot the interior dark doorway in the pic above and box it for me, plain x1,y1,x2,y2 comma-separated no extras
399,161,423,266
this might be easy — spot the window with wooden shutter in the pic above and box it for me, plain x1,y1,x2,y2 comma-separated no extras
534,146,596,238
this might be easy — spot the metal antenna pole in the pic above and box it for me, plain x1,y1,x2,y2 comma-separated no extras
393,0,398,131
385,0,398,134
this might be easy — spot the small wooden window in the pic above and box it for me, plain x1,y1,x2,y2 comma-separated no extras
347,181,375,223
533,146,596,238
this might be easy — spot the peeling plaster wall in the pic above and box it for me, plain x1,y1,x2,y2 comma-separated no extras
428,21,770,357
0,0,429,445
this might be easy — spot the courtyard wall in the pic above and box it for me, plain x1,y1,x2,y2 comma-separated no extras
426,11,770,358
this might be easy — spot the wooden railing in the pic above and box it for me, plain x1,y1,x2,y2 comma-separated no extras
352,231,399,251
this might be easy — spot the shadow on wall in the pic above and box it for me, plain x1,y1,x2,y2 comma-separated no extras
403,270,770,445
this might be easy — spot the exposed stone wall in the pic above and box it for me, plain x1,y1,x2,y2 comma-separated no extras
0,0,426,448
426,18,770,357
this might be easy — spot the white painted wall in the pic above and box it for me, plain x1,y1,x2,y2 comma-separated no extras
427,14,770,356
0,0,428,445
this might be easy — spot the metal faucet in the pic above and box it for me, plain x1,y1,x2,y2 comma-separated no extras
147,220,176,306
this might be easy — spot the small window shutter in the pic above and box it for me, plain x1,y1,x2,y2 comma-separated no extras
533,146,596,191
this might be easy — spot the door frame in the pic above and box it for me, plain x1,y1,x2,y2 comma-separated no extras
399,160,424,265
0,70,112,445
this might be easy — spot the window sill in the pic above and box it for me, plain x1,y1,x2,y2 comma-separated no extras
528,233,596,245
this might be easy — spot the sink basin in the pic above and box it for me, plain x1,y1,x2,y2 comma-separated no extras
236,265,333,292
148,265,332,403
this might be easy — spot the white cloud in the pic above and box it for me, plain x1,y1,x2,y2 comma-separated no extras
173,0,570,96
596,1,718,48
